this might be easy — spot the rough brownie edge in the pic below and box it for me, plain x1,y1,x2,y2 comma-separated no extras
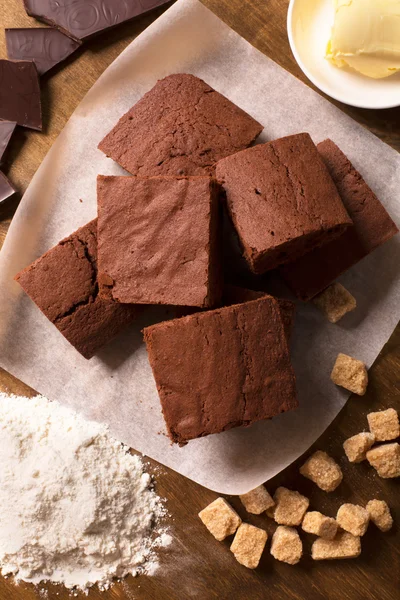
98,73,263,176
15,219,138,358
281,139,399,300
143,296,297,445
216,133,353,274
222,285,295,341
97,175,222,308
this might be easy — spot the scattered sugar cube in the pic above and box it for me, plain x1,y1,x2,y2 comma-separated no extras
302,511,338,540
366,500,393,532
367,408,400,442
313,283,356,323
343,432,375,463
300,450,343,492
230,523,268,569
273,487,309,526
198,497,241,541
366,443,400,478
336,504,369,536
270,526,303,565
239,485,275,515
312,531,361,560
331,353,368,395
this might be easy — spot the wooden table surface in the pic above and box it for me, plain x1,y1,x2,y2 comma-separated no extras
1,1,399,599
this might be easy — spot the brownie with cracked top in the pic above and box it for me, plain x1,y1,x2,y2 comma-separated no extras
15,219,138,359
97,175,221,308
281,139,399,300
98,73,263,176
222,285,295,341
216,133,353,274
143,296,298,445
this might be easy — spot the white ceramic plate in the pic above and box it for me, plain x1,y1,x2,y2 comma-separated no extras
287,0,400,109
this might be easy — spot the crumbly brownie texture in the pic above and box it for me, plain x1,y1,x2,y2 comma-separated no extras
221,285,295,340
97,175,221,308
15,219,138,359
98,74,263,177
143,296,297,445
216,133,352,274
282,139,399,300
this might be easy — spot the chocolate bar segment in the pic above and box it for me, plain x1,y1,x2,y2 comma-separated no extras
0,60,42,131
0,171,16,204
98,74,263,176
15,219,138,359
281,139,399,300
23,0,172,42
0,121,16,163
6,28,81,76
216,133,353,274
144,296,298,445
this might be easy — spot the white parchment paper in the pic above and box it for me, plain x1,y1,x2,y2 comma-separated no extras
0,0,399,494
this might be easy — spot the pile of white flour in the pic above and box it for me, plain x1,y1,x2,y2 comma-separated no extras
0,393,171,592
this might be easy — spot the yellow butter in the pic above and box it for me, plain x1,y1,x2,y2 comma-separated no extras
326,0,400,78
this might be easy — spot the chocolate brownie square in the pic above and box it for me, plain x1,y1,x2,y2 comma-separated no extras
222,285,295,340
143,296,298,445
98,74,263,176
97,175,221,308
216,133,353,274
281,139,399,300
15,219,138,359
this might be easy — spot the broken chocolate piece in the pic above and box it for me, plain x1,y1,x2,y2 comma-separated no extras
23,0,172,42
6,28,81,76
0,60,42,131
0,171,16,204
0,121,16,163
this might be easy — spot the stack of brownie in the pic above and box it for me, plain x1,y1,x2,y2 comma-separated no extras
15,73,398,445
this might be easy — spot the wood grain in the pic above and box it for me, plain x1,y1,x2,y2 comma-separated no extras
0,1,399,599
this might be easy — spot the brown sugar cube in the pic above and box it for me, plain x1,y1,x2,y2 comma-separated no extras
230,523,268,569
300,450,343,492
273,487,309,526
239,485,275,515
312,531,361,560
331,353,368,395
366,443,400,478
270,526,303,565
313,283,356,323
343,432,376,463
198,498,241,541
336,504,369,536
302,511,338,540
367,408,400,442
366,500,393,532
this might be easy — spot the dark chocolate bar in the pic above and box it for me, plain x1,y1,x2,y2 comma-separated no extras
0,121,16,163
6,28,81,76
23,0,172,42
0,60,42,131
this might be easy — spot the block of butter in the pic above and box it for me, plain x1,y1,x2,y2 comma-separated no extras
326,0,400,79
